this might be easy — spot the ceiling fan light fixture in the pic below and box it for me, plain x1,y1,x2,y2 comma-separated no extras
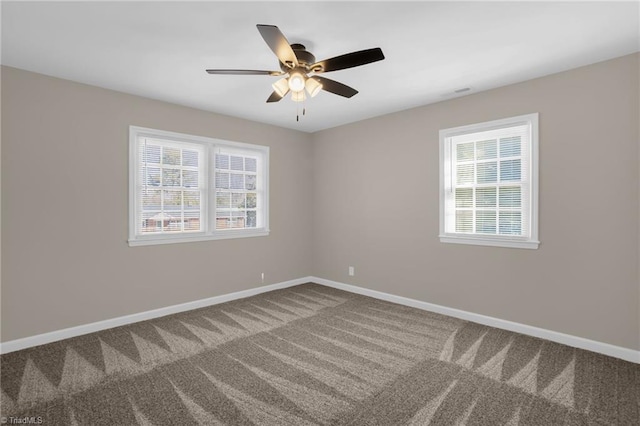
291,90,307,103
206,25,386,108
288,71,306,92
305,77,323,97
272,78,289,97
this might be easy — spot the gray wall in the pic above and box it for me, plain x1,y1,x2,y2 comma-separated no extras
311,53,640,350
2,54,639,352
1,67,313,341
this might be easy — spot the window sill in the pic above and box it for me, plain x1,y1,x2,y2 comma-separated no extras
129,229,270,247
439,234,539,249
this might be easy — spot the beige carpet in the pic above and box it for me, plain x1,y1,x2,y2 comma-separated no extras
1,283,638,425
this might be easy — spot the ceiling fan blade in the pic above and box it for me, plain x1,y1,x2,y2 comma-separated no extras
311,48,385,73
312,76,358,98
256,24,298,68
266,89,289,103
206,69,283,76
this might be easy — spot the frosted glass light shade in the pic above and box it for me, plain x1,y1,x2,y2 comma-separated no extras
291,90,307,102
305,77,323,97
288,72,306,92
272,78,289,97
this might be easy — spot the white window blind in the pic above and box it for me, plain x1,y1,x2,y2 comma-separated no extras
214,151,263,230
129,127,269,246
137,139,205,235
439,114,539,249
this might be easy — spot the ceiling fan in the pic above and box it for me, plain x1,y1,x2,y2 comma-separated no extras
206,24,385,104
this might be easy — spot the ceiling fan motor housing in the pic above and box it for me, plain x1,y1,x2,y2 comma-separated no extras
283,44,317,71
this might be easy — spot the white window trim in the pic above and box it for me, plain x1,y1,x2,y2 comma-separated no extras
128,126,269,247
439,113,539,249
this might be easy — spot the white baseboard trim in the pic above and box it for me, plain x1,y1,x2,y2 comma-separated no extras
3,275,638,364
0,277,310,354
311,276,640,364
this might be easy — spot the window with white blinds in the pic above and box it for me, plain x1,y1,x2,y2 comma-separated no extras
129,126,269,246
214,151,262,231
439,114,539,249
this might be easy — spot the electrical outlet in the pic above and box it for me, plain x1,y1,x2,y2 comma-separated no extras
348,266,355,276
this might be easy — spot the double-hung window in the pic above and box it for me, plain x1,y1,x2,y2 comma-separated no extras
129,126,269,246
439,113,539,249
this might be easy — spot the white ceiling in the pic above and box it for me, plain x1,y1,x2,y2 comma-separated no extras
2,1,639,133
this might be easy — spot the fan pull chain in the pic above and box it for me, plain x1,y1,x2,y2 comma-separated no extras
294,97,308,122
